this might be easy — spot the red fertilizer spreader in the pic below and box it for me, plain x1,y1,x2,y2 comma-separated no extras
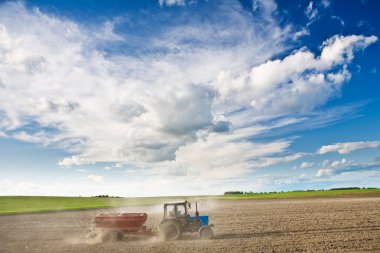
94,213,154,241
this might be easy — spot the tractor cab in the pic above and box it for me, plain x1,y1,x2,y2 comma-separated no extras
163,201,190,227
159,200,213,241
163,201,189,218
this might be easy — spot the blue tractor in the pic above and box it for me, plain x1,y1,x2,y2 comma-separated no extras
159,200,214,240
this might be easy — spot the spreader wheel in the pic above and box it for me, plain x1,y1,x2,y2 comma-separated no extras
116,232,123,241
101,230,122,242
160,221,182,241
199,226,213,240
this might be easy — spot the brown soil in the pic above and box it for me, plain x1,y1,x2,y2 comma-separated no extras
0,198,379,253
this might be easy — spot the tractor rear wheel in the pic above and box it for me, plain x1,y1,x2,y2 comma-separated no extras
199,226,213,240
160,221,182,241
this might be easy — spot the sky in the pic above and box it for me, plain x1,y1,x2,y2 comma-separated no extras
0,0,379,197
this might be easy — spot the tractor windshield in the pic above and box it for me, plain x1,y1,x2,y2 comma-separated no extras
164,203,188,217
176,204,186,216
166,205,176,217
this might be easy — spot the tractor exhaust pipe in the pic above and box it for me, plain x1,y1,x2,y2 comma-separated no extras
195,201,199,217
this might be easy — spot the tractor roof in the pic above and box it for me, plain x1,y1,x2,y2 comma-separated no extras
164,201,187,205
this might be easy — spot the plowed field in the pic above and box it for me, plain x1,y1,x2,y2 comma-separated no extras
1,198,379,252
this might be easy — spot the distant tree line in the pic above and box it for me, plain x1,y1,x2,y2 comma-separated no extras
224,191,244,195
330,187,360,190
91,195,122,198
224,187,377,195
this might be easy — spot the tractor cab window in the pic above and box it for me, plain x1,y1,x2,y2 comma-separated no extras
166,205,176,217
176,204,186,216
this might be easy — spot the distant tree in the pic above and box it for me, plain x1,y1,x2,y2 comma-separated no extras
330,187,360,190
224,191,244,195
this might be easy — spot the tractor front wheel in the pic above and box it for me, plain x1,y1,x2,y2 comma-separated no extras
199,226,213,240
160,221,182,241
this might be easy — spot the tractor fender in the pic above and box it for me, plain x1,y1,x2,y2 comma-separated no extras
159,217,181,227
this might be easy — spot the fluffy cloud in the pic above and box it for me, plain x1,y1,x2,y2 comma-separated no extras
300,162,314,169
244,35,377,114
169,135,293,178
0,1,377,188
315,168,333,178
318,141,380,154
11,131,50,145
0,1,289,167
315,158,350,177
159,0,186,7
305,1,318,21
315,159,380,178
251,153,303,168
304,0,331,23
58,156,92,167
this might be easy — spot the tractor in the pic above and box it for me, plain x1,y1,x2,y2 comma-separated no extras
159,200,214,240
93,200,213,242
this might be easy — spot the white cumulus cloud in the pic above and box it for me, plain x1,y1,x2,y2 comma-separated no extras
315,159,380,178
0,1,377,190
0,1,291,168
159,0,185,7
318,141,380,154
58,156,92,167
244,35,377,114
300,162,314,169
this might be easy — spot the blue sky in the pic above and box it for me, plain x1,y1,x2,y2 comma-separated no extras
0,0,379,196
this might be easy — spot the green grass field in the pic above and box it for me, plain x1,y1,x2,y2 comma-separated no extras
0,195,205,215
1,189,379,215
